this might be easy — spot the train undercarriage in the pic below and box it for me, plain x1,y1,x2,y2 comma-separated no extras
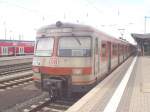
34,74,95,100
35,75,71,100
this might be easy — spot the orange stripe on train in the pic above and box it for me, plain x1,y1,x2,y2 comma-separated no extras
35,66,92,75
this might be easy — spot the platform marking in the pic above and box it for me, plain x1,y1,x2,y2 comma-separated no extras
103,56,137,112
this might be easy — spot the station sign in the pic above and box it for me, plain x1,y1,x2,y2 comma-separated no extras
46,28,72,34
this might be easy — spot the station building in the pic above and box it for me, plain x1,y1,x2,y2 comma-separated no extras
131,33,150,56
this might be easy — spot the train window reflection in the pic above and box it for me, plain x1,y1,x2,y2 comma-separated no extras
35,37,54,56
58,37,91,57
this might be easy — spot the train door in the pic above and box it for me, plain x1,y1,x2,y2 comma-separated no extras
107,42,111,72
2,47,8,56
19,47,24,55
94,38,100,77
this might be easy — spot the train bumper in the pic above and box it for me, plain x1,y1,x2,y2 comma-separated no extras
42,78,63,91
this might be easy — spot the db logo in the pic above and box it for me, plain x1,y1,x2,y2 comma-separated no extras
50,57,58,65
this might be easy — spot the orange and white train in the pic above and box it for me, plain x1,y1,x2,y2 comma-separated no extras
32,21,135,98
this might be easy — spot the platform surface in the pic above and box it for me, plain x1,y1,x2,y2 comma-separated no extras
117,56,150,112
66,56,150,112
0,55,33,66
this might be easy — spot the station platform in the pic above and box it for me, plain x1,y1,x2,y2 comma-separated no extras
0,55,33,61
0,55,33,66
66,56,150,112
117,56,150,112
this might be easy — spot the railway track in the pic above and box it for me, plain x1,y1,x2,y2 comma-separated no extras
23,97,76,112
0,62,32,77
4,91,79,112
0,75,33,90
0,69,33,91
21,91,84,112
0,62,33,91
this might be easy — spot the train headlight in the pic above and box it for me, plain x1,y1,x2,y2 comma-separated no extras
72,69,83,75
32,60,40,66
33,67,40,73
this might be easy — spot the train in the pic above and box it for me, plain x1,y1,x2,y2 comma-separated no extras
32,21,135,99
0,40,34,56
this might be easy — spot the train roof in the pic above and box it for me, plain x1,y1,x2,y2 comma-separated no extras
37,21,131,45
37,22,94,33
0,39,34,43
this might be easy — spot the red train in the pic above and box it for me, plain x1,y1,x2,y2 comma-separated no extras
32,21,135,98
0,40,34,56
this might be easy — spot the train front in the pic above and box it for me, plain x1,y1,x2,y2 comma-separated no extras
32,22,94,98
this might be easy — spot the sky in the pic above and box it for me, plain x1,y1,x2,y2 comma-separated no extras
0,0,150,44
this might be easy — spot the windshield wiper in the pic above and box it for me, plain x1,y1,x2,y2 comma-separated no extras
73,37,81,45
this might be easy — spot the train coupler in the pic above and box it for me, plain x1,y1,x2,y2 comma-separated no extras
43,79,63,100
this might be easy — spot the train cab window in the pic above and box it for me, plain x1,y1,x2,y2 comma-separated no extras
2,47,8,55
35,37,54,56
101,43,106,58
58,37,91,57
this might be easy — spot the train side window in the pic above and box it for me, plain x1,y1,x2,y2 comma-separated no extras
118,44,120,54
121,45,124,55
119,45,122,55
102,43,106,58
112,44,115,56
95,38,98,54
112,44,117,56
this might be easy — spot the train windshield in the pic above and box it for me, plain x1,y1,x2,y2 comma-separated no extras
35,37,54,56
58,37,91,57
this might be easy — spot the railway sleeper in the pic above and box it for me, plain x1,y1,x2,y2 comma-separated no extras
0,77,32,89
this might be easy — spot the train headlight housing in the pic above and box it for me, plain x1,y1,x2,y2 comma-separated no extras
72,69,83,75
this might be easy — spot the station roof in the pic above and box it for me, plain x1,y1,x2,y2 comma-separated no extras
131,33,150,42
